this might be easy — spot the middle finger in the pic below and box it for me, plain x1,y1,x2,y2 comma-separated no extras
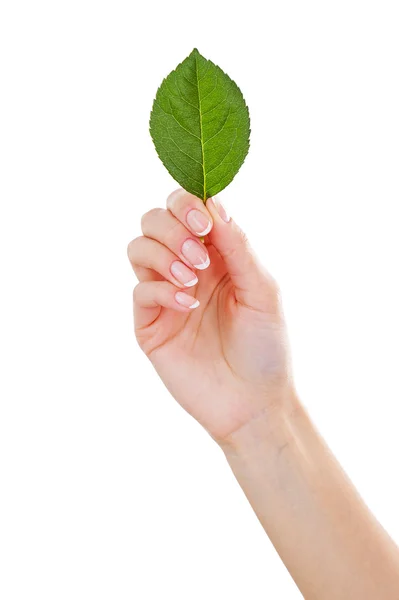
141,208,210,271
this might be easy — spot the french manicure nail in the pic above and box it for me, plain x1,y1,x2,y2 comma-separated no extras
170,261,198,287
181,239,210,270
213,196,230,223
175,292,200,309
186,209,212,236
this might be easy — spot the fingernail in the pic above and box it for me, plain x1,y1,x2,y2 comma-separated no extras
213,196,230,223
186,209,212,236
175,292,200,309
170,261,198,287
181,239,210,270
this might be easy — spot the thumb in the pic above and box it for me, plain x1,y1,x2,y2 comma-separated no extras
206,196,277,310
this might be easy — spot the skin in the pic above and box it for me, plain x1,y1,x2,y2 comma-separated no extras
127,188,399,599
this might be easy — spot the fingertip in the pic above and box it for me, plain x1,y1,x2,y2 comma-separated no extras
192,217,212,237
167,188,213,237
175,291,200,309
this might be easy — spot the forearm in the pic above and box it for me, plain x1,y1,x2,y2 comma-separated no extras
221,392,399,599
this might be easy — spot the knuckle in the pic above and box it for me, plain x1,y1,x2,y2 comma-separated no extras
126,239,134,259
167,188,195,213
235,228,250,253
221,229,250,260
240,234,252,260
132,283,142,302
163,218,182,245
127,236,144,261
141,207,164,232
237,228,249,246
273,283,284,313
166,189,182,210
272,278,281,297
261,275,283,313
265,271,280,295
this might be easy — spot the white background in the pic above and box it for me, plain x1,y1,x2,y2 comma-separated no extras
1,1,398,598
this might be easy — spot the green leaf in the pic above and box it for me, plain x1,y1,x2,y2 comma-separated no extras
149,48,250,201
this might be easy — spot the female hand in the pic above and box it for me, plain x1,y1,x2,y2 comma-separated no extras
127,189,295,443
128,190,399,599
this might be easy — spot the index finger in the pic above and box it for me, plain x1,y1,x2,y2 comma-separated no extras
166,188,213,237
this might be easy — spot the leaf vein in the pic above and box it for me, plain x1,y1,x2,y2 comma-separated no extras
201,72,219,102
202,90,230,116
159,146,204,187
164,131,203,166
198,61,211,81
204,105,231,145
154,100,201,141
175,77,200,111
205,129,238,177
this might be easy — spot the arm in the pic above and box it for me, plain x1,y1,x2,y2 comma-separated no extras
128,188,399,598
222,394,399,599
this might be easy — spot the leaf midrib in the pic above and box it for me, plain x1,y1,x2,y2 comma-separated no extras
194,53,206,201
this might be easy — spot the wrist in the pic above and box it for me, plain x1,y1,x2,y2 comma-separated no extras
219,386,303,461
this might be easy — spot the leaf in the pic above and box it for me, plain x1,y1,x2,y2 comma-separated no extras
149,48,250,201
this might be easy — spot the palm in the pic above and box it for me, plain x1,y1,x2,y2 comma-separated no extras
136,244,288,439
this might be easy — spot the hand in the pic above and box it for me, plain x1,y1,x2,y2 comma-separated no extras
127,189,295,443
